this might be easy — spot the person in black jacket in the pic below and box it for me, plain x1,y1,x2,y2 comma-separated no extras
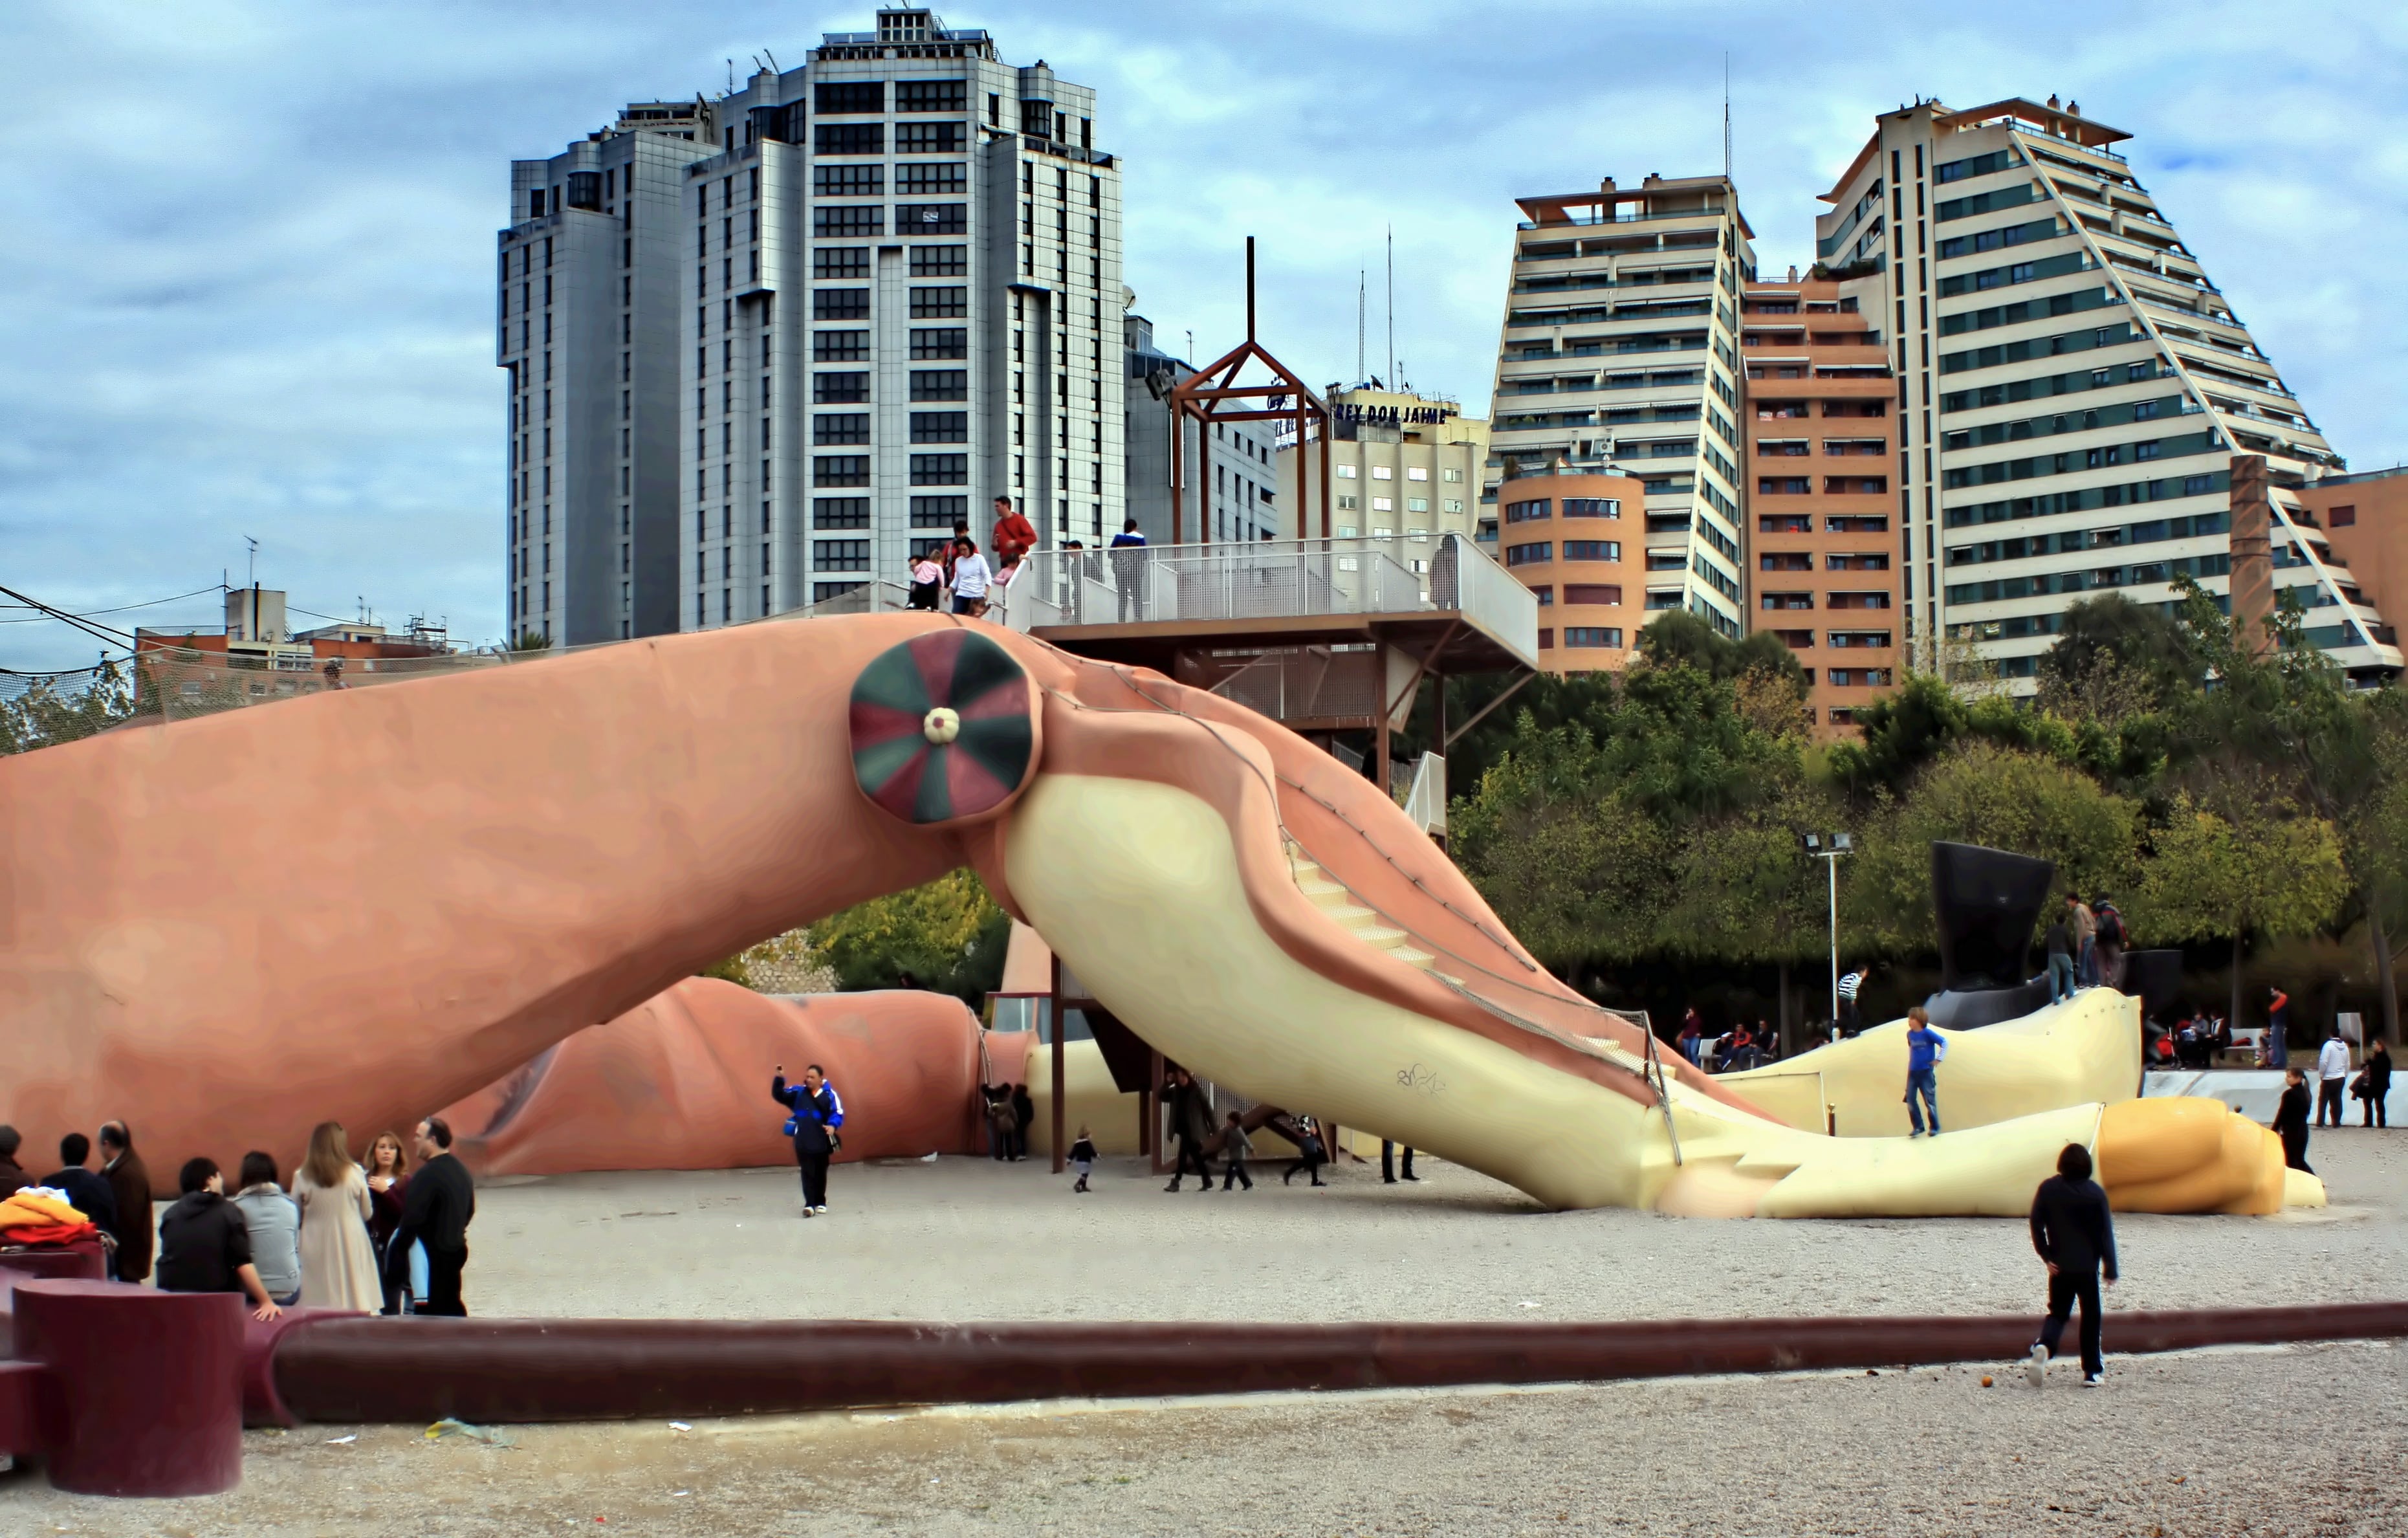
155,1157,283,1321
391,1117,476,1316
2271,1067,2313,1173
40,1132,118,1244
2362,1039,2393,1129
2026,1142,2118,1389
772,1063,845,1216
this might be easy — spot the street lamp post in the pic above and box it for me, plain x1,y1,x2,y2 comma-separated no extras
1801,832,1855,1030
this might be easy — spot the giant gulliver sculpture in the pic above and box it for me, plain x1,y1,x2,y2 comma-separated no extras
0,613,2313,1216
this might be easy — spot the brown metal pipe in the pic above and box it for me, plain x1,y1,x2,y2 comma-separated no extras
267,1304,2408,1427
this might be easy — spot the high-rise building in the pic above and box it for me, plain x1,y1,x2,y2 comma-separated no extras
1739,273,1903,732
1493,466,1648,670
497,8,1123,640
1487,174,1753,639
1818,96,2396,685
1269,386,1487,564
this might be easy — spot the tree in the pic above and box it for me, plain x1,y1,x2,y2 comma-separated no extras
2137,791,2350,1031
2036,593,2202,715
0,663,137,756
804,868,1011,1004
510,629,553,652
1845,742,2141,958
1828,673,2081,798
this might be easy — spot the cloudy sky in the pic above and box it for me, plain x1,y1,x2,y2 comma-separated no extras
3,0,2402,668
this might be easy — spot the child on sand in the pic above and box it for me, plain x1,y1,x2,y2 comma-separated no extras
1069,1126,1098,1193
1221,1110,1254,1191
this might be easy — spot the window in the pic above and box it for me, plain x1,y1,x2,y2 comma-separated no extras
813,498,870,529
1406,467,1429,481
1760,514,1812,534
814,455,869,487
1562,498,1620,519
815,330,868,362
814,124,884,155
1829,630,1893,648
896,202,969,235
813,289,870,320
1505,498,1550,523
910,245,969,276
815,206,882,237
896,162,968,195
910,327,968,359
1370,496,1392,512
1760,592,1814,610
1563,540,1620,562
1827,668,1894,687
1505,542,1552,566
814,539,871,571
1529,586,1554,606
813,166,882,196
910,453,968,485
1371,466,1393,480
1564,584,1622,606
910,410,968,443
813,248,870,279
910,285,969,318
1406,497,1428,512
2330,504,2358,528
895,122,966,153
910,369,968,401
1758,478,1811,494
1564,627,1623,648
813,414,870,445
815,82,884,113
910,494,967,528
1827,553,1889,571
1760,553,1812,571
1336,465,1357,479
896,79,967,113
813,371,868,403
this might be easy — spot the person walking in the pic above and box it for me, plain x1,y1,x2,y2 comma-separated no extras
2264,987,2292,1070
1220,1111,1255,1191
2361,1038,2393,1129
39,1133,118,1243
906,549,944,611
772,1063,845,1214
1835,968,1869,1036
1011,1083,1036,1163
2317,1027,2352,1129
1109,518,1148,621
1069,1126,1098,1193
364,1130,415,1315
391,1117,475,1316
0,1126,28,1199
991,495,1037,568
1903,1005,1947,1137
948,536,994,617
1381,1139,1418,1183
1163,1069,1216,1192
2070,895,2098,989
2024,1143,2118,1389
230,1152,304,1308
1282,1115,1329,1187
96,1121,153,1284
292,1122,386,1313
2092,897,2127,992
155,1158,283,1322
2271,1067,2313,1174
1675,1014,1703,1066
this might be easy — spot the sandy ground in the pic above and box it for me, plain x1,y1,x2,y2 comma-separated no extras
4,1130,2402,1534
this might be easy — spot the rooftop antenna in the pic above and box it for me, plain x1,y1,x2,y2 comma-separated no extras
1385,225,1394,391
763,47,779,72
242,535,259,588
1245,234,1256,342
1722,53,1732,181
725,58,736,94
1357,269,1366,386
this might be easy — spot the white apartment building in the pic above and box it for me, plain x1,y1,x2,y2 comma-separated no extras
1487,174,1753,638
1819,96,2398,682
498,8,1124,639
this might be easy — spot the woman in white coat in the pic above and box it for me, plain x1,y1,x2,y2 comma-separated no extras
291,1121,386,1312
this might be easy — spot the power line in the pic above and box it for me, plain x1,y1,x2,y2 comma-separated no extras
0,584,225,624
0,584,135,650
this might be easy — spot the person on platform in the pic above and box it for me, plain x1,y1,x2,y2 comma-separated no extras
155,1157,283,1322
364,1130,414,1314
1109,518,1148,622
230,1151,304,1308
772,1063,844,1216
1904,1005,1947,1137
2092,895,2127,992
2024,1142,2118,1389
2044,904,2076,1004
1221,1110,1255,1191
906,549,944,611
1835,967,1870,1035
1069,1126,1098,1194
293,1121,386,1313
97,1121,153,1284
2317,1026,2352,1128
1382,1139,1418,1183
991,495,1037,567
2271,1067,2314,1174
1675,1014,1703,1066
40,1133,118,1246
391,1117,475,1315
948,536,993,617
2361,1038,2393,1129
1163,1068,1216,1193
0,1125,28,1199
2070,895,2098,989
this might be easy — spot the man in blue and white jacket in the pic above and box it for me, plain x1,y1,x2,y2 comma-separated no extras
771,1063,846,1217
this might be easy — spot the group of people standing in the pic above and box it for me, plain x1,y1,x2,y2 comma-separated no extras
2041,892,2128,1002
0,1115,476,1319
902,494,1156,624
